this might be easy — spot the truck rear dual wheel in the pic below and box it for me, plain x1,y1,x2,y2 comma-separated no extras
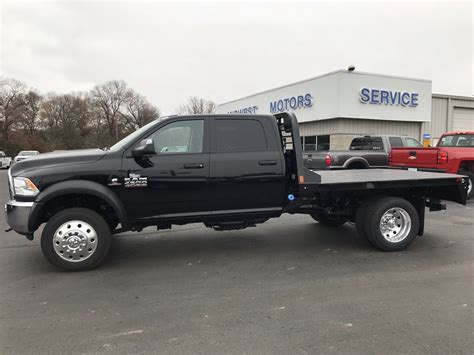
41,208,112,271
358,197,419,252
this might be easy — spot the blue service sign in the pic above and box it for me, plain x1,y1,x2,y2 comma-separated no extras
360,88,419,107
423,133,431,139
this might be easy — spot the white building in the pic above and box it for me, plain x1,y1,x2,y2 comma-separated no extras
217,70,474,150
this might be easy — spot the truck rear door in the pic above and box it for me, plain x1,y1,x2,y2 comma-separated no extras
209,116,286,214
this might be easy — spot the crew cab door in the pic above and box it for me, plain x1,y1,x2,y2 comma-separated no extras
120,117,210,220
208,116,285,214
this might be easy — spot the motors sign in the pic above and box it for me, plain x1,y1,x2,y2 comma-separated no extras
228,93,313,114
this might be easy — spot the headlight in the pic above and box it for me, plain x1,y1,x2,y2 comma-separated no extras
13,177,39,196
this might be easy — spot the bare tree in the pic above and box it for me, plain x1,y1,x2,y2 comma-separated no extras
121,90,160,133
91,80,128,144
0,76,162,153
20,90,42,134
39,93,93,150
178,96,216,115
0,78,27,152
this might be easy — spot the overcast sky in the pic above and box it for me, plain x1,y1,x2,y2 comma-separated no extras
1,0,472,114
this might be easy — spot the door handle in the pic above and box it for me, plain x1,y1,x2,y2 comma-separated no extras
259,160,277,166
184,163,204,169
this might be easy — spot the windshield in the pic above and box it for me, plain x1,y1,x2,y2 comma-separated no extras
438,134,474,147
19,151,38,156
109,119,161,151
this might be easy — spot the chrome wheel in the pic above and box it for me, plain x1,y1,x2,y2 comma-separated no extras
379,207,411,243
467,178,472,196
53,220,98,262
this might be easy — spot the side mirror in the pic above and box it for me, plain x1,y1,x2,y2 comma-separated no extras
132,139,156,158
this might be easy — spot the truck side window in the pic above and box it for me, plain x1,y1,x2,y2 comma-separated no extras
405,138,422,147
215,119,267,152
151,120,204,154
389,137,403,148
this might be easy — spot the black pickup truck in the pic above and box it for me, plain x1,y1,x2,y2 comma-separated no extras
5,113,468,271
303,135,423,170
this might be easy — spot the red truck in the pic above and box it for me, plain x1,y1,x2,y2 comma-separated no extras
390,131,474,198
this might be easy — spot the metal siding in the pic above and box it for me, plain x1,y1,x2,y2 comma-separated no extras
452,107,474,131
422,97,449,139
452,99,474,108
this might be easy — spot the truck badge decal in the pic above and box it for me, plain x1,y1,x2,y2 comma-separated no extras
108,177,122,187
124,174,148,188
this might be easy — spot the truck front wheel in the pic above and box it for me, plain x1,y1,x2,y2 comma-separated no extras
363,197,419,252
40,208,112,271
310,213,346,227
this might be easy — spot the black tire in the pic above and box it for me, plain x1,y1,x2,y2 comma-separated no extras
460,171,473,199
363,197,419,252
354,198,375,244
310,213,346,227
41,208,112,271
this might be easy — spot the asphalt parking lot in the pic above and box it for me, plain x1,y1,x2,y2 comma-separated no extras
0,169,472,354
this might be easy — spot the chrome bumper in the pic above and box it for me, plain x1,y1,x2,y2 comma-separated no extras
5,200,34,236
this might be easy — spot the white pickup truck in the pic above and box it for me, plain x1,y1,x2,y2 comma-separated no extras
0,151,12,169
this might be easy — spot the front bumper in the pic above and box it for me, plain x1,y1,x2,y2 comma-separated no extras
5,200,34,236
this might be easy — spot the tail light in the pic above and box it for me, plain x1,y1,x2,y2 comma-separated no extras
325,154,331,167
437,151,448,164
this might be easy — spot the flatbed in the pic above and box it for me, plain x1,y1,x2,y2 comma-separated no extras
312,169,462,185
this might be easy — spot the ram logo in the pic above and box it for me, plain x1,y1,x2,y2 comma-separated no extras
124,176,148,188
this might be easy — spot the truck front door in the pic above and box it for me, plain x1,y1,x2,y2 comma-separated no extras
120,117,210,220
209,116,285,215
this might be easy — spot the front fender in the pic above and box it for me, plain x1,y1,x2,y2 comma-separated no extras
28,180,130,231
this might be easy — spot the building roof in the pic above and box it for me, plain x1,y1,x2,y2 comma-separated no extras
219,69,432,106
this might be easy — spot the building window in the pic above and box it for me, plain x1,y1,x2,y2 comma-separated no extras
317,135,330,150
303,136,316,151
301,135,330,151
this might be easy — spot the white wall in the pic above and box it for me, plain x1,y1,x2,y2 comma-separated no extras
218,70,432,123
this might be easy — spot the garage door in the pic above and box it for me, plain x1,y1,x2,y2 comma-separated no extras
452,107,474,131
